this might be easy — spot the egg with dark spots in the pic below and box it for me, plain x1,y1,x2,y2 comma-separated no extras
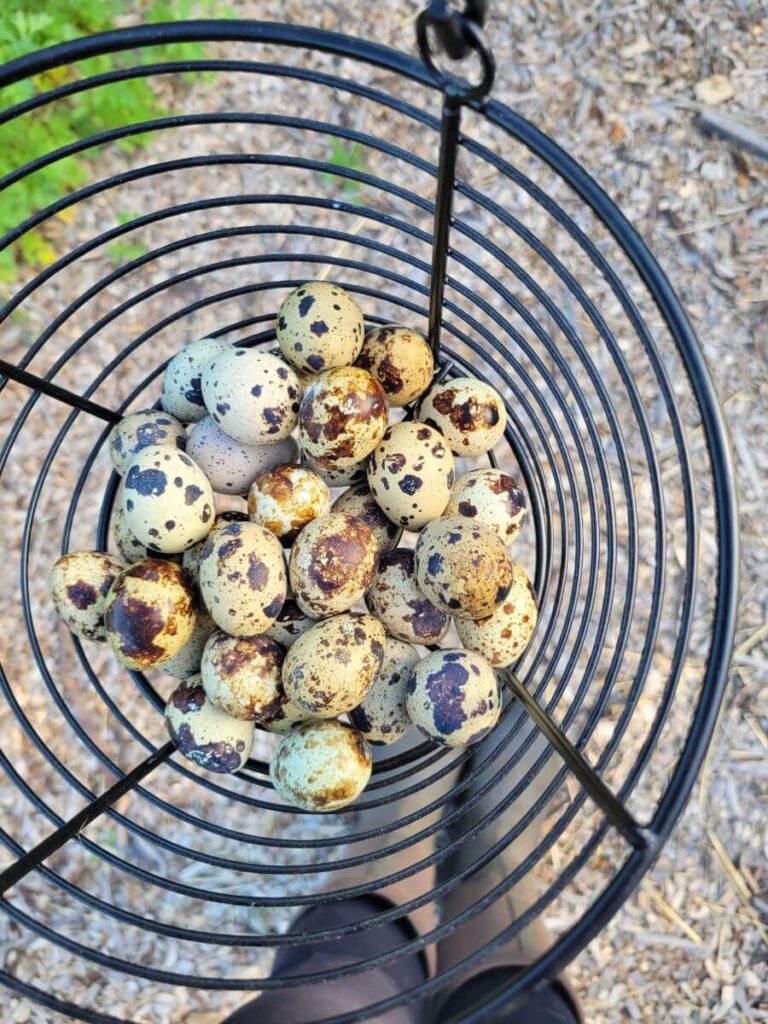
182,511,249,585
456,563,538,666
50,551,126,641
201,631,285,721
277,282,365,375
161,336,230,423
446,469,527,542
418,377,507,455
260,693,314,734
415,516,513,619
282,613,386,717
355,325,434,407
187,416,299,495
165,679,254,774
367,421,454,530
201,348,300,444
159,602,218,679
349,637,419,745
365,549,449,645
270,719,372,811
302,452,369,488
103,559,197,669
299,366,388,470
112,506,155,563
248,463,331,544
109,409,187,476
405,648,500,747
265,598,316,649
331,482,402,552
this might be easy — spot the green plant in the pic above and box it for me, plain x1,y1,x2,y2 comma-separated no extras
322,139,369,201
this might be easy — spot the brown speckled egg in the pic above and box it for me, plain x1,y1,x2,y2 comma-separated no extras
122,446,214,554
109,410,186,476
414,516,513,619
265,598,316,649
183,511,248,584
260,694,314,734
161,336,230,423
165,680,254,774
367,422,455,530
271,719,372,811
303,452,368,488
160,602,218,679
201,631,285,721
50,551,126,641
288,512,380,618
299,367,388,470
349,637,418,745
112,506,153,563
456,563,538,666
277,282,365,375
201,348,301,444
331,482,402,552
419,377,507,455
355,325,434,407
187,416,299,495
405,649,500,747
248,463,331,544
446,469,527,542
365,549,449,646
282,613,385,717
104,559,197,669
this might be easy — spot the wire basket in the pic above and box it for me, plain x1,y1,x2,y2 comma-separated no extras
0,8,738,1022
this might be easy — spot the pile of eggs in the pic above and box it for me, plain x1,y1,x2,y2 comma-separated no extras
49,282,537,813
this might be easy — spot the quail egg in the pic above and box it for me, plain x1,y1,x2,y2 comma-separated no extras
446,469,527,542
201,348,301,444
419,377,507,456
198,520,286,636
299,366,388,470
265,598,316,649
355,325,434,407
161,336,230,423
109,410,186,476
350,637,419,745
201,631,285,721
367,422,455,530
165,679,254,774
248,463,331,544
331,482,402,552
183,511,248,584
282,613,385,717
112,506,154,563
365,548,449,645
187,416,299,495
456,563,538,667
160,602,218,679
276,281,365,374
406,649,500,747
50,551,126,641
104,559,197,669
288,512,380,618
270,719,372,812
260,695,314,735
122,446,215,554
303,452,368,488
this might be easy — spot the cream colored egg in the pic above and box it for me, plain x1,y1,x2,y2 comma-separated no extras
406,649,500,747
198,520,286,636
367,422,455,530
187,416,299,495
303,452,368,488
419,377,507,455
248,463,331,544
260,696,314,735
160,602,218,679
456,563,538,667
365,549,449,645
355,325,434,407
201,631,285,721
282,613,385,718
414,516,513,619
50,551,126,641
264,598,316,649
277,281,365,375
299,367,388,470
109,410,187,476
201,348,301,444
349,637,419,745
112,506,153,563
446,469,527,542
183,511,248,584
122,446,214,554
104,559,197,669
165,679,254,773
288,513,380,618
331,482,402,552
161,336,230,423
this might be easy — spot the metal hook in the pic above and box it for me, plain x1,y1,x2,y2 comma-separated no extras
416,0,495,102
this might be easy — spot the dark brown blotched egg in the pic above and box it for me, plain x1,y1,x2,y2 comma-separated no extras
299,366,388,470
446,469,527,542
367,421,455,530
405,648,500,747
50,551,126,642
418,377,506,456
201,631,285,721
248,463,331,544
455,563,538,667
277,281,365,375
365,548,449,646
349,637,419,745
165,679,254,774
331,482,402,552
270,719,372,811
355,325,434,408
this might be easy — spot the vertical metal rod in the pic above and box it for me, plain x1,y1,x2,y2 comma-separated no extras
427,96,462,358
0,359,121,423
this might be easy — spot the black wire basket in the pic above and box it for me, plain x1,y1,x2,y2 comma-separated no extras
0,7,739,1022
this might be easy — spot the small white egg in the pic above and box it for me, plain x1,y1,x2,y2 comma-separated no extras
446,469,527,542
288,513,380,618
201,631,285,721
109,410,186,476
187,416,299,495
270,719,372,811
367,422,455,530
418,377,507,456
406,649,500,747
161,336,230,422
349,637,419,744
299,366,388,470
50,551,126,641
165,679,254,773
248,463,331,544
455,563,538,667
331,482,402,552
277,282,365,375
355,325,434,407
365,548,449,645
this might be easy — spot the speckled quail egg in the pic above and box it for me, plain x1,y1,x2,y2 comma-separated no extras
160,602,218,679
406,649,500,747
367,422,455,530
165,679,254,774
282,613,385,718
276,281,365,375
331,482,402,552
109,410,186,476
350,637,419,745
303,452,368,488
187,416,299,495
365,548,449,645
446,469,527,542
271,719,372,811
183,511,248,584
419,377,507,456
198,520,286,636
122,446,214,554
248,463,331,545
50,551,126,641
355,325,434,407
201,631,285,721
201,348,301,445
288,513,380,618
260,694,314,735
299,366,388,470
104,559,197,669
265,598,316,649
456,563,538,667
112,506,154,563
414,516,513,619
161,336,230,423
